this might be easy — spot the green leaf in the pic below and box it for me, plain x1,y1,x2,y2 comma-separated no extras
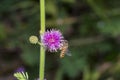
14,72,29,80
61,0,75,4
60,47,87,78
0,23,7,40
46,1,57,17
21,45,39,66
98,17,120,37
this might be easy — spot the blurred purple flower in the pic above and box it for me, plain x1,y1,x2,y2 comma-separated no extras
41,29,64,52
36,78,46,80
15,67,25,72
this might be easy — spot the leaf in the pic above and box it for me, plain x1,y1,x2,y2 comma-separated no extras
97,17,120,37
61,0,75,4
14,72,29,80
21,45,39,66
46,0,57,17
60,47,87,78
0,23,7,40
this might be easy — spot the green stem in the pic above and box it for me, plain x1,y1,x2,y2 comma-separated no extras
40,0,45,80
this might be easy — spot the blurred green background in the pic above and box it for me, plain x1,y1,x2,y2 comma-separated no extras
0,0,120,80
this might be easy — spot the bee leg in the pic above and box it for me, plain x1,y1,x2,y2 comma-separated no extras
59,47,63,50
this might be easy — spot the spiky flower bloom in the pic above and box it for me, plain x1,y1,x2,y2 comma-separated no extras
41,29,64,52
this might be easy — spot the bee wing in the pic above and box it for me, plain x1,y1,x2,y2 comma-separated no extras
65,49,72,56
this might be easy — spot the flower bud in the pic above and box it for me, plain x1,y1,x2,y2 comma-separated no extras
29,36,38,44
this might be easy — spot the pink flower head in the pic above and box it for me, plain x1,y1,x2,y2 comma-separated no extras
41,29,64,52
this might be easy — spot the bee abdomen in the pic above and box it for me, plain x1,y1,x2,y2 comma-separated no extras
60,49,66,58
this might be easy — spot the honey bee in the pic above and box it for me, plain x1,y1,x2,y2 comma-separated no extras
60,40,71,58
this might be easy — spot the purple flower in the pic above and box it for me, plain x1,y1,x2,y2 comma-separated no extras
36,78,46,80
15,67,25,72
41,29,64,52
